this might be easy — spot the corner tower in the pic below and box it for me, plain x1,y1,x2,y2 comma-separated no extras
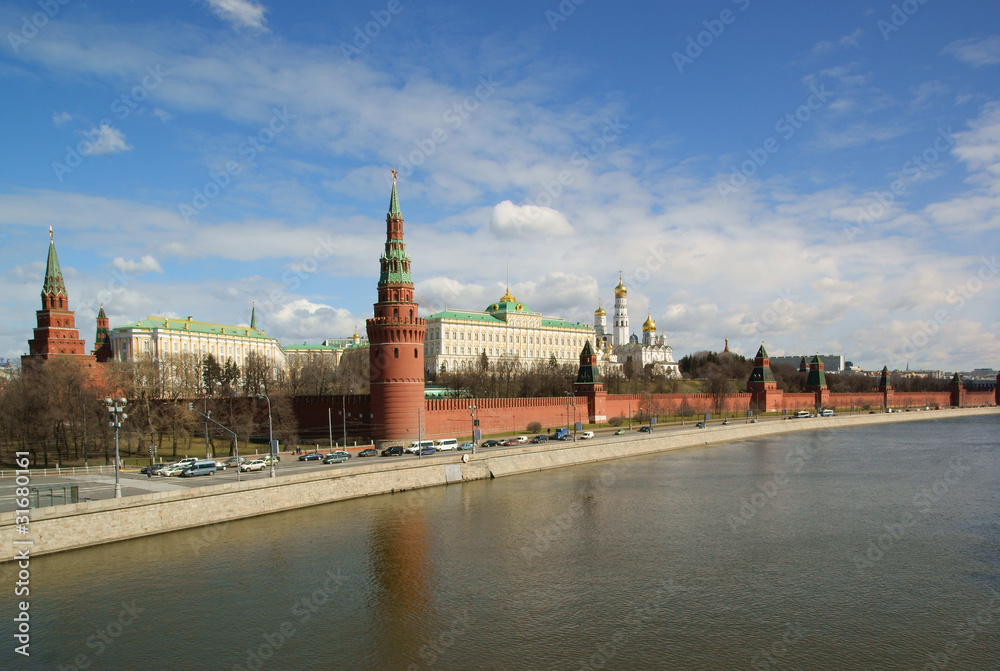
746,342,782,413
366,171,427,443
23,228,91,367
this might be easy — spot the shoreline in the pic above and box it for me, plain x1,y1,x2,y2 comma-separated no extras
3,406,997,561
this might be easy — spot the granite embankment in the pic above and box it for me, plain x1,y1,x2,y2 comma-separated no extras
3,407,996,560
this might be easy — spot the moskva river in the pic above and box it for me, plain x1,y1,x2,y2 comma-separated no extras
11,414,1000,670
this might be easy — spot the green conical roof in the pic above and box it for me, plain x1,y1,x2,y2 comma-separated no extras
43,231,66,298
388,172,401,219
97,304,107,319
806,354,827,389
755,342,768,359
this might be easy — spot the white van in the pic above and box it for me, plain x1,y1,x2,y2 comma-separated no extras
435,438,458,451
405,440,435,454
580,431,595,440
180,459,217,477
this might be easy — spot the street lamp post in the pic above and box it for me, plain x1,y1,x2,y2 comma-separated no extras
257,393,275,479
105,397,127,498
188,403,240,482
469,404,478,454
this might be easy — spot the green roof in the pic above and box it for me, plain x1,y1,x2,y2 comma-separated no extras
426,308,590,330
43,237,66,298
112,316,274,340
388,176,401,219
283,341,368,351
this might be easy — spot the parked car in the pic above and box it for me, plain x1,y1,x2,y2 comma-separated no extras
418,446,436,455
482,440,501,448
638,426,652,433
614,429,626,435
358,448,378,457
579,431,594,440
323,452,348,464
457,442,474,451
695,421,706,429
531,435,548,443
241,459,267,472
216,456,245,470
299,452,324,461
381,445,405,457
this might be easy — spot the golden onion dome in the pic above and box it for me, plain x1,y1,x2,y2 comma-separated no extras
500,286,516,303
642,313,656,332
594,304,606,316
614,273,627,297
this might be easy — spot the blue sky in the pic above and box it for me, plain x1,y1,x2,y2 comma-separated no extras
2,0,999,371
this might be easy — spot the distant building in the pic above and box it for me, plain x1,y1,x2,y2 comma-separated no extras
109,304,285,372
283,331,368,367
770,354,845,373
424,287,592,374
593,275,681,378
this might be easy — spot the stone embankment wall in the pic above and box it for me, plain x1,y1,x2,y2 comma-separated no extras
6,407,995,561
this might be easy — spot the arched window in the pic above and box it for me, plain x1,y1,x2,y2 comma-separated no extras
414,348,418,358
393,307,398,319
394,347,399,358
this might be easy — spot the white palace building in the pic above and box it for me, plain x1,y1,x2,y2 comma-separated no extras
423,286,593,374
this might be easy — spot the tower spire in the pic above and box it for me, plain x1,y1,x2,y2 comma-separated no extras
388,168,401,219
250,301,258,331
43,228,67,306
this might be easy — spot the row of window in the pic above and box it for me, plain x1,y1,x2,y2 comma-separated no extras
427,328,587,347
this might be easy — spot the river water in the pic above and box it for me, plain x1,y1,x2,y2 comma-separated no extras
10,414,1000,670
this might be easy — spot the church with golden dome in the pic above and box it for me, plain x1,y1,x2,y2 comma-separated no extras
593,274,681,378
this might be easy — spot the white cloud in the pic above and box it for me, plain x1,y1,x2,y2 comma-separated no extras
110,256,163,275
153,108,173,122
811,28,864,55
489,200,573,238
204,0,267,31
80,124,132,155
52,111,71,126
941,35,1000,67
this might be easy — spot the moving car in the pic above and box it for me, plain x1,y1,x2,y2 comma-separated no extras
695,421,706,429
299,452,324,461
579,431,594,440
216,456,245,470
418,446,436,455
140,464,167,475
457,442,474,451
405,440,435,454
722,419,730,425
381,445,404,457
159,462,190,477
323,452,348,464
435,438,458,451
481,440,501,448
358,448,378,457
241,459,267,472
530,435,548,443
261,454,280,465
638,426,652,433
180,459,217,477
513,436,528,443
502,439,520,446
614,429,626,435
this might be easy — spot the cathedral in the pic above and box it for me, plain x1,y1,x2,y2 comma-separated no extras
593,274,681,378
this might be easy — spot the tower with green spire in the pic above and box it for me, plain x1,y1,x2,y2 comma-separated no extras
250,302,259,331
746,342,783,413
366,171,427,443
24,228,92,367
91,304,113,362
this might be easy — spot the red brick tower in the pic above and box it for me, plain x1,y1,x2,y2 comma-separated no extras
91,304,113,362
574,340,607,422
878,365,894,410
805,354,830,409
746,342,783,412
949,372,966,407
23,228,93,368
366,172,427,443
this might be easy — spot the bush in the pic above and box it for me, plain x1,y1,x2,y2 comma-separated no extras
607,416,624,427
527,421,542,433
